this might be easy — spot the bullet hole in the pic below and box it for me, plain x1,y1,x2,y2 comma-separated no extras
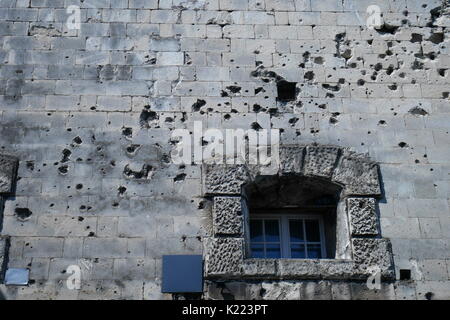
76,184,83,190
126,144,141,156
58,165,68,175
438,69,446,77
197,201,205,209
357,79,365,86
412,60,424,70
276,81,297,101
443,92,449,99
192,99,206,112
428,32,444,44
78,217,84,222
255,87,264,94
318,104,326,109
112,202,119,208
88,232,95,237
329,117,338,124
123,164,154,180
15,208,32,221
425,292,434,300
386,65,394,75
61,149,71,163
72,136,82,145
304,71,314,81
118,186,127,195
388,84,398,90
174,173,187,182
322,84,341,92
400,269,411,281
288,117,299,126
411,33,423,43
398,142,408,148
122,127,132,139
408,106,428,116
375,24,399,35
224,114,231,120
26,161,35,171
415,159,420,163
378,120,387,125
252,104,263,112
251,122,263,131
314,57,324,65
374,63,383,72
225,85,241,94
139,106,158,128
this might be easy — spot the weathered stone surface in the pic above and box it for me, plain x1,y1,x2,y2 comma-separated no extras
300,280,332,300
352,238,395,280
205,165,251,195
279,145,305,174
332,152,381,196
304,146,340,178
0,236,9,281
204,238,244,276
347,198,379,236
261,281,301,300
241,259,277,277
213,197,243,236
0,154,18,194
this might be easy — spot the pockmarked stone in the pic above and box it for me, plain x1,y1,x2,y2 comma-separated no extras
0,154,18,194
332,152,381,196
279,145,305,174
205,165,251,195
204,238,244,276
304,146,340,178
352,238,395,280
213,197,243,236
347,198,379,236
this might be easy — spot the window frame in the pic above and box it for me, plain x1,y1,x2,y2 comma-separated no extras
249,213,327,259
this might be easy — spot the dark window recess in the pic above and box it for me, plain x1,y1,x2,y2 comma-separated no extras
400,269,411,281
244,175,341,259
277,81,297,101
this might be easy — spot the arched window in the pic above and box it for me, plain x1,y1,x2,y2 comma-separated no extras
203,145,394,281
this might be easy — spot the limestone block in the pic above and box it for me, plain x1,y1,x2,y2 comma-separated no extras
241,259,277,277
332,152,381,196
352,238,395,280
347,197,379,236
0,154,18,194
279,145,305,174
213,197,243,236
261,281,301,300
304,145,340,178
0,236,9,282
204,238,244,276
205,165,251,195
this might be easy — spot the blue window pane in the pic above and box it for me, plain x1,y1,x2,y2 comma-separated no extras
250,244,264,258
289,220,304,242
264,220,280,242
266,244,281,258
250,220,263,242
305,220,321,242
307,244,322,258
290,244,306,258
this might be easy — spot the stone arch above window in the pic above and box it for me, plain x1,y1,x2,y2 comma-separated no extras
203,145,395,281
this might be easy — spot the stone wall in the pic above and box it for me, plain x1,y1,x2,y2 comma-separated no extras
0,0,449,300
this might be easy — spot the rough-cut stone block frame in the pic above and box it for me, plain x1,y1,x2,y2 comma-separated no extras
203,145,395,281
0,153,18,282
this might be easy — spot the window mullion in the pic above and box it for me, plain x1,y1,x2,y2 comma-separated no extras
302,219,308,258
